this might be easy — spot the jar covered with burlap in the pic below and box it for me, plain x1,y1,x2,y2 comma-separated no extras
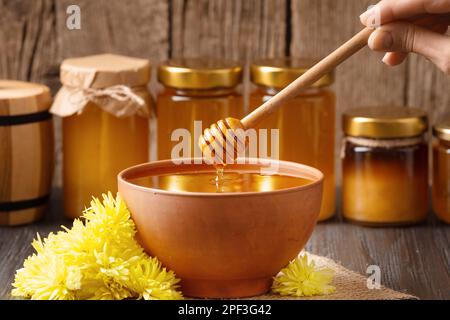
342,107,428,226
51,54,152,219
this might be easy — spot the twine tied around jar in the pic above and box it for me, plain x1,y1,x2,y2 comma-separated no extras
340,135,426,158
51,84,150,118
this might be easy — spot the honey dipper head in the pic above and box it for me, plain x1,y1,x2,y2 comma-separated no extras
198,117,246,165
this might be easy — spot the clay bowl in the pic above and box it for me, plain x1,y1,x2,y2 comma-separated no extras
118,158,323,298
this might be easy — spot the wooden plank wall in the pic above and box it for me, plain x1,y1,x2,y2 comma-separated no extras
1,0,449,186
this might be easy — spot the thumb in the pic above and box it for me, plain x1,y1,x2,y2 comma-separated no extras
368,22,450,74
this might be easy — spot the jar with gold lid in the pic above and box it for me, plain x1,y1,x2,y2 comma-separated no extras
249,58,335,221
51,54,152,219
342,107,428,226
432,122,450,224
157,58,243,160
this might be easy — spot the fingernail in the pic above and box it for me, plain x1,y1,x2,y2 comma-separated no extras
360,7,376,24
382,53,390,64
369,30,394,50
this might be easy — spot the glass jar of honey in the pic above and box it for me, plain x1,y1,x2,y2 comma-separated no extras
51,54,152,219
432,122,450,224
249,58,335,221
342,107,428,226
157,58,243,160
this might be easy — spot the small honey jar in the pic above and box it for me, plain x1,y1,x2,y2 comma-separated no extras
157,58,243,160
342,107,429,226
51,54,152,219
249,58,335,221
0,80,54,226
432,122,450,224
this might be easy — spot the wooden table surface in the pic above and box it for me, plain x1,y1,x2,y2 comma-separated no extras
0,188,449,300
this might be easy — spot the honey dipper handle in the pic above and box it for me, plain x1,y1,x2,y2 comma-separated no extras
241,27,374,129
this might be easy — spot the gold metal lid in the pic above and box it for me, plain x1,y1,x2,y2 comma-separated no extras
433,121,450,141
343,107,428,138
250,58,334,89
158,58,243,90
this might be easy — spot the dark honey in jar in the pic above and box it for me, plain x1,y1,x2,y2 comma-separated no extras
432,122,450,224
342,107,428,226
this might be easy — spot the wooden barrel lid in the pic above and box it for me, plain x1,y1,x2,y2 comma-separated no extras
60,54,151,89
0,80,52,116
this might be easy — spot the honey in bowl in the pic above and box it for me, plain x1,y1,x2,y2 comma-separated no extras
128,170,313,193
118,159,323,298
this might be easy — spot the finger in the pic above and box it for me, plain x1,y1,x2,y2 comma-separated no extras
368,22,450,73
433,23,450,33
377,23,449,67
382,52,408,66
412,13,450,28
361,0,450,26
381,24,448,66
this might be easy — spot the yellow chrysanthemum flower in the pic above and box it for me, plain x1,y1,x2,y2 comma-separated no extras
272,253,335,297
11,193,182,300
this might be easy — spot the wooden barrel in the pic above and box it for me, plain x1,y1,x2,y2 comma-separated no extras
0,80,54,226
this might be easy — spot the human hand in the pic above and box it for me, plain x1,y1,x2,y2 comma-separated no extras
360,0,450,74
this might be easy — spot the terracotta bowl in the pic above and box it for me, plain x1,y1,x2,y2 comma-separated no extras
118,158,323,298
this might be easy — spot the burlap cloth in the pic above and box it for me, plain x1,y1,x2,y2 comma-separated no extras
51,54,151,118
250,253,417,300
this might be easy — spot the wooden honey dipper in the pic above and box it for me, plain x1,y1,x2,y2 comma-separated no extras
199,28,375,165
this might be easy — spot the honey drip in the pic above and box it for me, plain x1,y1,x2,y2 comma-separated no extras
215,166,225,193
